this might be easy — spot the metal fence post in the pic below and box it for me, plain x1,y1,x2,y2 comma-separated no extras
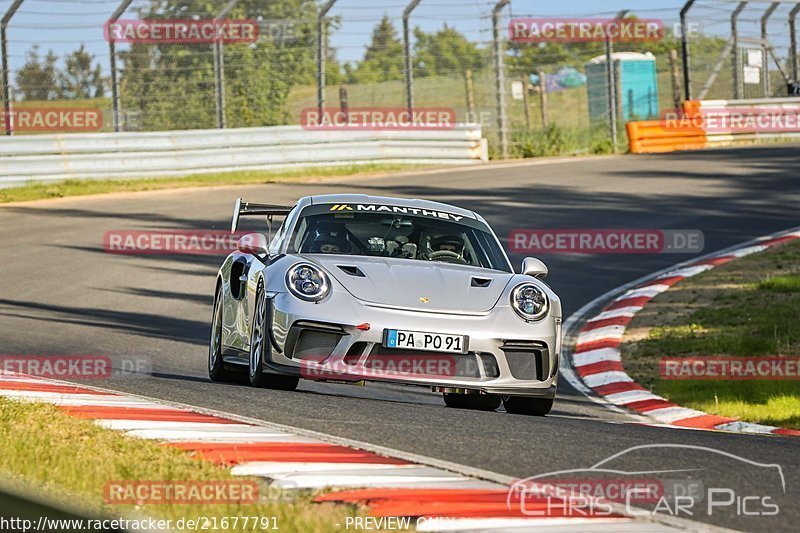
731,2,747,100
760,2,779,97
538,71,548,129
669,49,682,111
605,11,628,154
403,0,422,113
108,0,134,133
789,5,800,82
492,0,510,159
214,0,240,129
605,37,617,153
680,0,695,101
317,0,337,115
1,0,24,136
464,69,476,121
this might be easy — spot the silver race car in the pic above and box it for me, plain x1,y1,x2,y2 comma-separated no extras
209,194,562,415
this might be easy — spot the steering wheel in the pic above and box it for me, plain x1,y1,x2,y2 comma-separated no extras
428,250,467,264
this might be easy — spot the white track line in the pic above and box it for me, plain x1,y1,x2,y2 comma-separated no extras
572,348,622,367
271,475,497,490
604,390,663,405
581,371,632,388
124,428,312,442
416,517,665,532
576,326,625,344
95,420,254,431
231,462,422,476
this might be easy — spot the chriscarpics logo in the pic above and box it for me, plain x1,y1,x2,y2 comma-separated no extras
508,444,785,527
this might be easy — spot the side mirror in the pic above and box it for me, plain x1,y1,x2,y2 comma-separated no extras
236,233,268,256
521,257,548,278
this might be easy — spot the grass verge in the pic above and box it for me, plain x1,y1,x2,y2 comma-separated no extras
0,163,426,204
0,397,368,532
620,239,800,429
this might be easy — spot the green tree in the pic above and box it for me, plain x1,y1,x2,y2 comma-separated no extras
118,0,320,130
57,44,106,99
15,46,59,101
413,25,482,78
346,15,404,83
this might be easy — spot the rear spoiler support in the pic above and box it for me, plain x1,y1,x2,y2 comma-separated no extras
231,198,293,234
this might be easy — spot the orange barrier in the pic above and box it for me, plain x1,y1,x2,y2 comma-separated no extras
626,119,707,154
628,98,800,153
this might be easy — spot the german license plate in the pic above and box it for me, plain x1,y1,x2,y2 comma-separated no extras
384,329,468,354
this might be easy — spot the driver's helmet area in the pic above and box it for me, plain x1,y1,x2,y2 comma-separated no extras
421,232,467,261
307,224,350,254
431,235,465,255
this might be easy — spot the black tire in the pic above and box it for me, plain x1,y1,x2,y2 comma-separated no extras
249,282,299,391
502,396,554,416
208,284,238,382
442,393,501,411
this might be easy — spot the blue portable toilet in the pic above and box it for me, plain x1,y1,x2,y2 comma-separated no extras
585,52,659,122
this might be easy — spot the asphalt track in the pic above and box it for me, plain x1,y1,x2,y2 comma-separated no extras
1,145,799,531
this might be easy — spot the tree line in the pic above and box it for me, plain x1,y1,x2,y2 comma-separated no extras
15,45,106,101
12,6,726,131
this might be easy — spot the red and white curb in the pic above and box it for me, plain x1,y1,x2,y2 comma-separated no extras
0,373,691,532
569,228,800,437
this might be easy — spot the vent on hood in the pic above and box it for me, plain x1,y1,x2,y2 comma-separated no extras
338,265,366,277
470,277,492,288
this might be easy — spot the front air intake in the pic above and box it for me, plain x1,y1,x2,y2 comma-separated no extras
284,322,344,361
501,341,549,381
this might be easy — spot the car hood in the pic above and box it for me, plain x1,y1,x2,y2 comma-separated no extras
306,254,514,313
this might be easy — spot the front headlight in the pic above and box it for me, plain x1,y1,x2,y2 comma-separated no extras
511,282,549,321
286,263,330,302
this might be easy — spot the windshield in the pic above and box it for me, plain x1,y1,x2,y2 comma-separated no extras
288,204,511,272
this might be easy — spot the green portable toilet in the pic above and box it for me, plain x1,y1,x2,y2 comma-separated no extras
586,52,659,122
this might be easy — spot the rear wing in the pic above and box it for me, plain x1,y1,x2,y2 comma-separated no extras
231,198,293,234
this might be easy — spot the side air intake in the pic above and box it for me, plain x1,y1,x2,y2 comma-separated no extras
338,265,366,277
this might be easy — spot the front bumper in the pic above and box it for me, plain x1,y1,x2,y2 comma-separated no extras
261,288,561,397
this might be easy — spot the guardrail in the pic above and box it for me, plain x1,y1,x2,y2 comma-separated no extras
0,124,488,188
627,98,800,154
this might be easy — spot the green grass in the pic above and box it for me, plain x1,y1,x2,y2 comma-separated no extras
0,398,366,532
623,241,800,429
647,381,800,428
0,163,424,204
757,275,800,293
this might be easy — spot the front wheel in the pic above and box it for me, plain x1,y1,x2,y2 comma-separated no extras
249,282,299,391
502,396,554,416
443,393,501,411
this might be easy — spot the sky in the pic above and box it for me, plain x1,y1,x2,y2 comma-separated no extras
0,0,794,78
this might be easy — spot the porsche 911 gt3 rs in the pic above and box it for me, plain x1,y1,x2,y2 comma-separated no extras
209,194,562,415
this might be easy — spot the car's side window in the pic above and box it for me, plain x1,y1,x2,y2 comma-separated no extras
268,223,285,255
268,206,297,255
291,218,308,253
